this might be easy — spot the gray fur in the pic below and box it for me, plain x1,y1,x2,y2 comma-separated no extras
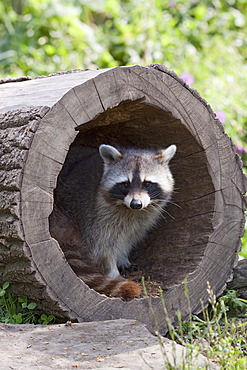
55,144,176,279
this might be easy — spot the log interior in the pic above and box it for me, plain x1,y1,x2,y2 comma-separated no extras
53,100,215,293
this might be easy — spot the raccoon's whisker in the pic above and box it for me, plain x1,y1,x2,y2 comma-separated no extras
150,202,175,220
162,209,175,220
147,203,163,214
167,200,183,210
147,205,167,221
151,201,164,210
157,211,169,222
155,208,171,222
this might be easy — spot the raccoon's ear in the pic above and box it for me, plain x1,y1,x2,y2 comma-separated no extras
160,145,177,163
99,144,122,165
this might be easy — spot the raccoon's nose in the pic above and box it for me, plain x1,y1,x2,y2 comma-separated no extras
130,199,142,210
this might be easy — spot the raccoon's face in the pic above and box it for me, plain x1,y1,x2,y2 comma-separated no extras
99,144,176,211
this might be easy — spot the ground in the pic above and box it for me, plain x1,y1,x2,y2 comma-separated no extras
0,319,219,369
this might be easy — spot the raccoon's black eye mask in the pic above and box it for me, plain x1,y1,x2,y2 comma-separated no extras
119,180,157,192
108,180,164,201
109,182,130,199
143,182,165,200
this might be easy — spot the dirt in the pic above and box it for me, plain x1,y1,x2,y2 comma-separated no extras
123,268,165,298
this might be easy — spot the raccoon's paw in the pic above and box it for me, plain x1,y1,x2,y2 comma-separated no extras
119,263,138,275
117,257,131,270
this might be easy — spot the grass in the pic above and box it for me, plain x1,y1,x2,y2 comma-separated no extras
0,282,55,325
143,279,247,370
178,284,247,369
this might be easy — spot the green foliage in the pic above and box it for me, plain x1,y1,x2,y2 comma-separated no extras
181,289,247,340
240,212,247,258
180,286,247,369
0,282,55,325
218,289,247,317
153,282,247,369
0,0,246,251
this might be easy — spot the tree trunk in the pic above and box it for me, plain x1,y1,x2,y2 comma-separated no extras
0,65,246,333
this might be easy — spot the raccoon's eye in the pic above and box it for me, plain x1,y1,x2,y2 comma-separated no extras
120,181,130,189
143,181,153,188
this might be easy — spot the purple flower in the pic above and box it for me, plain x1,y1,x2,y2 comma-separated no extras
168,1,176,7
236,145,247,155
216,110,226,123
180,72,195,85
237,146,244,155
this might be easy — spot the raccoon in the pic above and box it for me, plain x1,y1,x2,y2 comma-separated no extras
49,144,176,300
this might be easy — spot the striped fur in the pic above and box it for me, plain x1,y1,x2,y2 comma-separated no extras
49,144,176,300
49,205,141,299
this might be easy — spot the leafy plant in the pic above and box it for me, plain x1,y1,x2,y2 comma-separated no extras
39,313,55,325
0,281,55,325
219,289,247,318
154,281,247,369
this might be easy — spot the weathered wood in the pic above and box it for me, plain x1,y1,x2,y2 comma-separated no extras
0,65,246,333
0,107,72,318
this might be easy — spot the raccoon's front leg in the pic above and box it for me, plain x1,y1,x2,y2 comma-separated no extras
96,253,121,278
117,245,134,272
118,257,139,275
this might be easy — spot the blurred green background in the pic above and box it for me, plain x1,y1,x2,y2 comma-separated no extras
0,0,246,256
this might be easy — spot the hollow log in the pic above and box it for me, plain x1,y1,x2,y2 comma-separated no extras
0,65,246,333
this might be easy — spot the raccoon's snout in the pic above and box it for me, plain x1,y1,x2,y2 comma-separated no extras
124,193,150,210
130,199,142,210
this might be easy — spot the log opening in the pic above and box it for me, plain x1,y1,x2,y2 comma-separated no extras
52,99,215,295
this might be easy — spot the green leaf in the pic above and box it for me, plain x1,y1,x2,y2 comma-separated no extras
2,282,10,290
0,290,6,297
27,302,37,310
40,314,54,325
18,297,27,303
13,313,23,324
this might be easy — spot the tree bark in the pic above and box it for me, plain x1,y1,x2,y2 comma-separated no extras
0,65,246,333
